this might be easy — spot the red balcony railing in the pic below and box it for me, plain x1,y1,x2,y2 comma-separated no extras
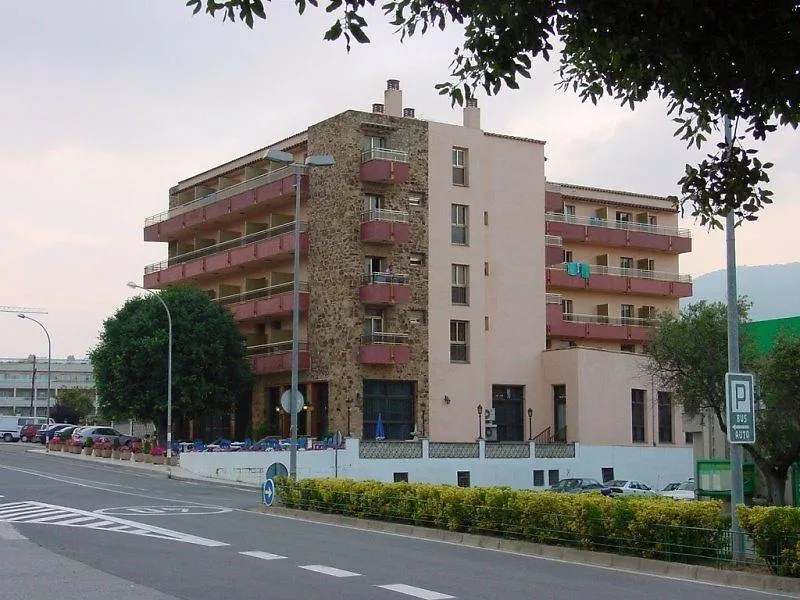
143,222,306,287
359,273,411,306
545,234,564,266
218,282,309,322
545,212,692,254
247,341,310,375
143,166,304,241
546,263,692,298
358,332,410,365
361,209,411,245
545,301,653,343
360,148,410,184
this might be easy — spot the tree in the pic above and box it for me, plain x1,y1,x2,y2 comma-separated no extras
754,332,800,505
645,301,800,505
55,387,96,423
90,285,252,446
49,404,79,425
186,1,800,227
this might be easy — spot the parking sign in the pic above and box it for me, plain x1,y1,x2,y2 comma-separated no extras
725,372,756,444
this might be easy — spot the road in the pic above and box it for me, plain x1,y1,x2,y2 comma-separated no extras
0,443,790,600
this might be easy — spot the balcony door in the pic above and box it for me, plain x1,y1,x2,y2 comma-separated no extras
553,384,567,442
492,385,524,441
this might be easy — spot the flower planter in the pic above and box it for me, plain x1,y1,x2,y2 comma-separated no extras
61,444,70,452
167,456,179,466
111,450,121,459
102,449,112,458
84,447,94,456
133,453,145,462
49,443,62,452
119,451,131,461
151,456,165,465
93,448,103,457
143,455,153,464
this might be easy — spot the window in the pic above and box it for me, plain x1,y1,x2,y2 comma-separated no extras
363,135,386,151
410,252,426,266
408,194,424,207
685,431,694,444
365,256,387,280
452,147,468,185
451,204,469,244
564,250,573,263
393,472,409,483
457,471,471,487
362,379,415,441
484,316,489,331
492,385,524,441
363,194,384,220
483,211,489,226
601,467,615,483
450,320,469,362
408,310,426,325
553,385,567,441
533,470,545,487
620,344,636,353
564,204,577,223
451,264,469,305
620,256,633,270
658,391,673,443
363,309,384,342
631,389,646,442
484,261,489,276
548,469,560,486
620,304,634,325
561,299,573,316
616,211,632,225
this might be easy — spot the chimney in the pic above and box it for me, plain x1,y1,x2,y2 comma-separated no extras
403,107,415,118
463,97,481,129
372,103,385,114
384,79,402,117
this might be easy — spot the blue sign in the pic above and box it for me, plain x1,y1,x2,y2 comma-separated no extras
262,478,276,506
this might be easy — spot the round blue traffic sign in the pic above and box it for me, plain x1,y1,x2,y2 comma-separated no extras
263,478,276,507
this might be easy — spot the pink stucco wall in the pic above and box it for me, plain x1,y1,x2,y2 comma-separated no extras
427,122,546,441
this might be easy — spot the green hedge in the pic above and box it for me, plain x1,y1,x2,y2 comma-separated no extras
276,478,728,565
739,505,800,576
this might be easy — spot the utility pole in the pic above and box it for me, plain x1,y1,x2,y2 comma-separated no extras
29,355,37,418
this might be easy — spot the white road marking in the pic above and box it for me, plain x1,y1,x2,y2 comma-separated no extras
240,551,287,561
95,505,231,516
299,565,362,578
377,584,455,599
0,522,26,540
0,501,228,547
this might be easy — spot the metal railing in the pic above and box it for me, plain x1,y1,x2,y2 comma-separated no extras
362,331,410,345
534,443,576,458
359,440,422,459
245,340,307,356
550,262,691,283
545,212,691,237
545,292,563,305
216,282,307,306
563,313,656,327
144,165,294,227
361,148,410,163
428,442,480,459
144,221,303,274
362,273,409,285
544,234,563,246
361,208,410,223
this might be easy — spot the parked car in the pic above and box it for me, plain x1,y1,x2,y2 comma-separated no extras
39,424,78,444
550,478,604,493
72,426,140,447
600,479,657,497
659,480,696,501
19,424,40,442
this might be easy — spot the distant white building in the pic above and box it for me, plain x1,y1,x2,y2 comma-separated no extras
0,355,94,417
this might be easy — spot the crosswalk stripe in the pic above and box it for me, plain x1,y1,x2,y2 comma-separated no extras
3,508,63,520
376,584,455,599
299,565,362,578
240,551,287,561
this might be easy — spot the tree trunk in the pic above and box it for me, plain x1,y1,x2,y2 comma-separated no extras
153,414,167,448
767,471,788,506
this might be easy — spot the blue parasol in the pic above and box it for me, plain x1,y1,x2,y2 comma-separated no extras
375,413,386,440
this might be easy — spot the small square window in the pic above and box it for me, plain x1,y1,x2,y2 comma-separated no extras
410,252,426,266
393,472,409,483
533,470,545,487
457,471,471,487
409,194,424,207
408,310,426,326
601,467,614,483
548,469,560,486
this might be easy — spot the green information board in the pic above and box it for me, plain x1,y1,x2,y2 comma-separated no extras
696,459,755,498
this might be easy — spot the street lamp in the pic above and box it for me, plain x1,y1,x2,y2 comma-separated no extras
264,148,334,480
18,314,50,449
477,404,483,440
528,407,534,441
127,281,173,478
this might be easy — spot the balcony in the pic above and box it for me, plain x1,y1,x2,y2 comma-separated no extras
361,209,411,245
143,222,306,288
218,282,308,322
359,273,411,306
546,263,692,298
546,302,653,343
545,234,564,266
144,166,303,241
545,191,564,212
360,148,410,184
544,212,692,254
358,332,411,365
247,341,309,375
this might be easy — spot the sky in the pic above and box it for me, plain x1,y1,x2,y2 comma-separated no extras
1,1,798,360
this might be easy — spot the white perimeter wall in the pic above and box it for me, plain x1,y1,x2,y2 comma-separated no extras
180,439,692,491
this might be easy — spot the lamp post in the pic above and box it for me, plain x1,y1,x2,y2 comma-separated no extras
18,315,50,449
127,282,173,478
527,407,534,441
477,404,483,440
264,148,334,480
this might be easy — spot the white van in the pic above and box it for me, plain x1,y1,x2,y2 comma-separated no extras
0,416,23,442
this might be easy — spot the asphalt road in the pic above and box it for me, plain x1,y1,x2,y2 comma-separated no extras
0,443,790,600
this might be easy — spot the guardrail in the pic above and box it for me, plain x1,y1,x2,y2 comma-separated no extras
245,340,307,356
550,262,692,283
361,208,410,223
545,212,691,238
216,282,308,306
362,332,410,345
563,313,656,327
361,148,410,163
144,221,303,274
144,165,294,227
544,234,563,246
362,273,409,285
545,292,563,305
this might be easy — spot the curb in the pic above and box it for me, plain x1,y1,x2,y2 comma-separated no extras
257,505,800,596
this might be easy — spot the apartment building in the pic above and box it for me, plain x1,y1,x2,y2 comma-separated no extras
0,355,94,416
141,79,692,450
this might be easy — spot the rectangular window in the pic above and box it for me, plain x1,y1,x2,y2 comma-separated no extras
533,470,545,487
564,204,576,223
457,471,471,487
451,264,469,305
658,391,673,443
393,472,409,483
408,194,423,207
620,344,636,353
561,299,573,316
450,320,469,362
620,256,634,269
363,309,384,342
363,135,386,151
631,389,646,443
601,467,615,483
548,469,560,486
616,211,632,223
564,250,573,263
408,310,426,326
484,261,489,276
553,384,567,441
363,194,384,221
410,252,426,266
452,147,468,185
451,204,469,244
620,304,634,325
483,211,489,226
362,379,415,441
685,431,694,444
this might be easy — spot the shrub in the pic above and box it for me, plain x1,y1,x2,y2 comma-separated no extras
739,506,800,576
83,438,94,448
